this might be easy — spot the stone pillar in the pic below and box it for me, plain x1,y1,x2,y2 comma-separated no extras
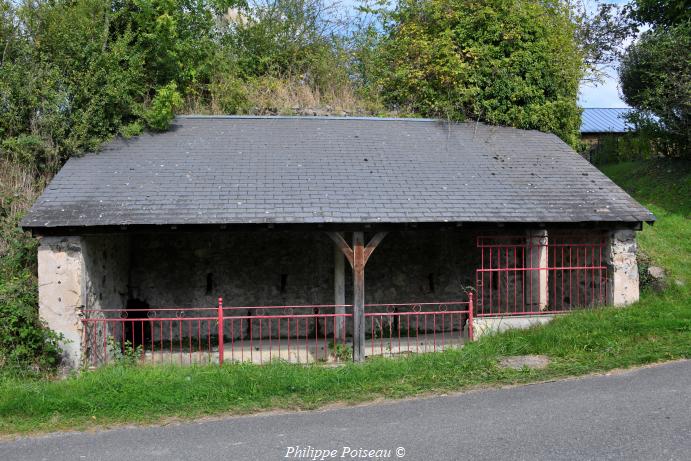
37,236,85,369
607,229,639,306
334,246,346,339
527,230,549,311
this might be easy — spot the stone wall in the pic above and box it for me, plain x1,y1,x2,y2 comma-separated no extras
81,234,130,364
36,226,641,367
607,229,640,305
365,229,477,303
38,237,85,369
82,234,130,312
127,229,479,339
128,229,479,309
37,235,131,368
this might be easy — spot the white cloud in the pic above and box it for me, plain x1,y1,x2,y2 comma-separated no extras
579,71,629,108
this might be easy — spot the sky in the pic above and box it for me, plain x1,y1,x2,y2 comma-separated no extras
578,0,630,108
579,69,628,108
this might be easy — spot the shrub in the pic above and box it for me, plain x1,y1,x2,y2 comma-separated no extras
119,121,144,139
373,0,584,146
0,218,62,374
143,83,184,131
0,295,63,374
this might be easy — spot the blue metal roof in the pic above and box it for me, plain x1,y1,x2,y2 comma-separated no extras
581,108,635,133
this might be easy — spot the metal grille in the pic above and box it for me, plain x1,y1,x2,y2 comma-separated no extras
81,299,473,367
364,302,471,357
475,235,608,316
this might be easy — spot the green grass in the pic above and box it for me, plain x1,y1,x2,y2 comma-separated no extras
600,159,691,286
1,298,689,435
1,159,689,436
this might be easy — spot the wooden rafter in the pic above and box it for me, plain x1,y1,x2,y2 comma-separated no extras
326,232,354,267
326,231,388,269
364,232,388,265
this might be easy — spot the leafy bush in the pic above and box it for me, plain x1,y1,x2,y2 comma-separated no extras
0,210,62,374
371,0,584,146
143,83,184,131
0,294,63,374
119,122,144,139
226,0,350,91
329,341,352,361
106,338,143,367
620,22,690,158
210,75,251,114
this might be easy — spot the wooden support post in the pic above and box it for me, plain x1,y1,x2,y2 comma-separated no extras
334,245,345,340
326,231,387,362
352,232,366,362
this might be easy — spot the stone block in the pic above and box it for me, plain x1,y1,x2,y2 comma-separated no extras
38,236,85,369
607,229,640,306
472,315,554,338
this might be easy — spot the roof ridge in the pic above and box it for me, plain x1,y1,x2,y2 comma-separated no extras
175,115,441,122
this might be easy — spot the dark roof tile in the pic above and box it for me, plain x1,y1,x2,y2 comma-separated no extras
22,116,653,229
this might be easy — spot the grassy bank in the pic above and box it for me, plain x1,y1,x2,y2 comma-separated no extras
600,160,690,286
1,159,689,436
1,297,689,435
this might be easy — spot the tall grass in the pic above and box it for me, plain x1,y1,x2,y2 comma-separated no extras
601,160,690,286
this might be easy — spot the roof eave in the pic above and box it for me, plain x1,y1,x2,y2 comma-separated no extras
23,219,651,237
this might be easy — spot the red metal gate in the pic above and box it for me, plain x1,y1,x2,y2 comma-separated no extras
475,235,608,316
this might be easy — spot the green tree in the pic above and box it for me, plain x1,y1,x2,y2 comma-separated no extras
0,0,240,168
371,0,584,146
224,0,350,90
620,1,690,157
626,0,690,28
0,0,237,372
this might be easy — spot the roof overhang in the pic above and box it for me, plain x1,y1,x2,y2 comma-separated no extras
25,220,649,237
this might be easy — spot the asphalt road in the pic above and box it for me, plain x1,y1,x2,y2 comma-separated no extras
2,360,689,461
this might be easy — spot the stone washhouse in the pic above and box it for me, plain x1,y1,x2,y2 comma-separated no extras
21,117,654,368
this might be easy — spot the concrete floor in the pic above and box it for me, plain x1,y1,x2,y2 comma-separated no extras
141,332,468,365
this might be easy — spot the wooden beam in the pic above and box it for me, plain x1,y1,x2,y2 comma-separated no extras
363,231,388,265
326,230,388,363
326,232,354,268
352,231,366,362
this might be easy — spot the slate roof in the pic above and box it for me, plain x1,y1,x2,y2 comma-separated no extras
581,108,635,134
22,116,654,229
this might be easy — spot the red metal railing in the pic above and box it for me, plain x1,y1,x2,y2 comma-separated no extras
475,235,608,316
364,301,472,357
81,296,474,367
218,301,352,365
79,233,612,367
81,306,219,367
81,301,353,367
